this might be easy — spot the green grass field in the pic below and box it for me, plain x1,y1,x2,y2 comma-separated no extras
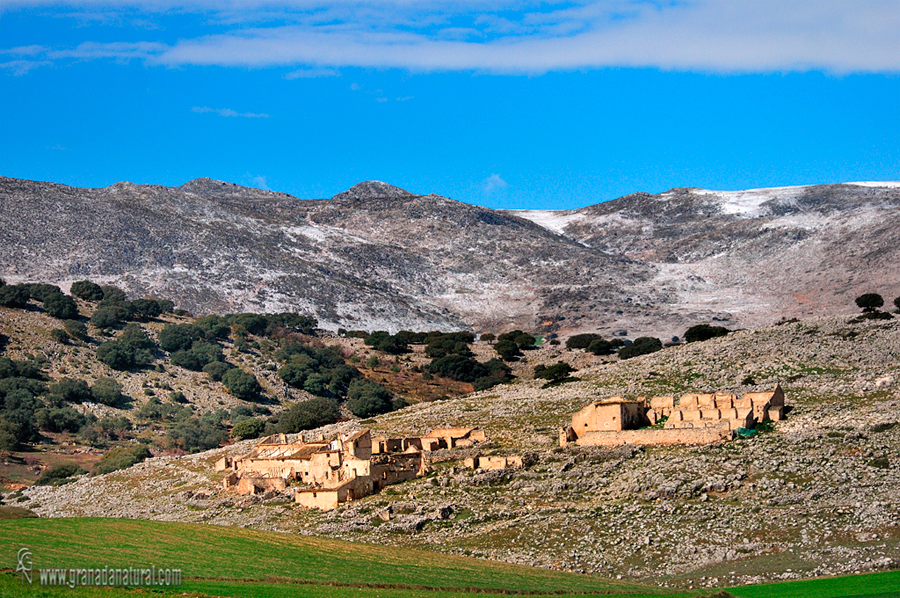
0,518,897,598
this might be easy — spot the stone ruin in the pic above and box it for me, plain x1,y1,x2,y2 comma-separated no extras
560,385,785,447
216,427,488,510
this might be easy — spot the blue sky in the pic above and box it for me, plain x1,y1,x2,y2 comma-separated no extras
1,1,899,210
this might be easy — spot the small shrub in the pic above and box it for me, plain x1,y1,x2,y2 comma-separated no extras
868,457,890,470
221,368,262,401
70,280,104,302
855,292,884,312
566,333,601,350
43,293,79,320
158,324,203,353
202,361,233,381
587,338,616,356
346,379,394,417
63,320,88,341
278,397,341,433
95,444,152,475
91,305,131,329
50,329,69,344
91,377,124,407
0,284,30,308
50,377,93,403
534,362,576,383
231,417,265,440
35,463,87,486
26,284,63,301
618,337,663,360
684,324,729,343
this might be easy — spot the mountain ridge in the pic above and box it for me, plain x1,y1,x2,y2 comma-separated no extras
2,175,899,338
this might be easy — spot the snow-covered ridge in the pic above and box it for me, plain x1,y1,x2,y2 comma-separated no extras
507,209,583,235
512,182,900,229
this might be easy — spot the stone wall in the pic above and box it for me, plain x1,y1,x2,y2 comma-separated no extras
575,426,732,447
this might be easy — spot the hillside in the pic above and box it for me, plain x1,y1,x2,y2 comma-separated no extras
3,176,899,338
0,284,524,487
13,309,900,589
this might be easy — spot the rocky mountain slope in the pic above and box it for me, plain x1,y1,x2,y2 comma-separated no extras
17,312,900,588
2,176,899,338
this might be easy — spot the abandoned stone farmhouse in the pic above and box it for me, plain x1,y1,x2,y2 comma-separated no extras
216,427,487,510
560,385,785,447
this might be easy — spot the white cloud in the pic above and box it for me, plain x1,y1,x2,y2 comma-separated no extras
3,1,900,73
283,66,339,78
0,59,48,75
250,174,270,190
191,106,270,117
482,173,508,194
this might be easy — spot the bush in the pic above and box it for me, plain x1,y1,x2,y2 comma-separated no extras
100,286,128,303
202,361,233,381
364,331,409,355
480,332,495,343
365,355,380,368
231,418,265,440
35,463,87,486
91,305,131,329
96,324,156,370
130,299,163,320
170,341,223,371
64,320,88,341
221,368,262,401
276,344,362,398
50,329,69,344
43,293,79,319
566,333,602,350
193,316,231,340
95,444,152,475
497,330,535,349
534,362,575,382
494,339,522,361
0,284,30,308
36,406,88,433
856,293,884,312
618,337,663,360
91,377,124,407
684,324,730,343
346,379,394,418
70,280,104,302
425,334,474,359
228,313,268,336
158,324,202,352
587,338,616,355
26,284,63,301
278,397,342,433
428,355,511,389
167,412,228,453
50,377,94,403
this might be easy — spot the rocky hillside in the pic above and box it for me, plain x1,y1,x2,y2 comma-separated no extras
16,311,900,589
510,182,900,335
2,176,899,338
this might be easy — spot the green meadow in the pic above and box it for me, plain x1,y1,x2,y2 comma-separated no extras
0,518,898,598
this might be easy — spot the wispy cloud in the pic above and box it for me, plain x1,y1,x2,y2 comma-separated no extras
0,59,49,75
3,1,900,74
482,173,508,194
249,174,270,190
283,66,340,79
191,106,270,118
